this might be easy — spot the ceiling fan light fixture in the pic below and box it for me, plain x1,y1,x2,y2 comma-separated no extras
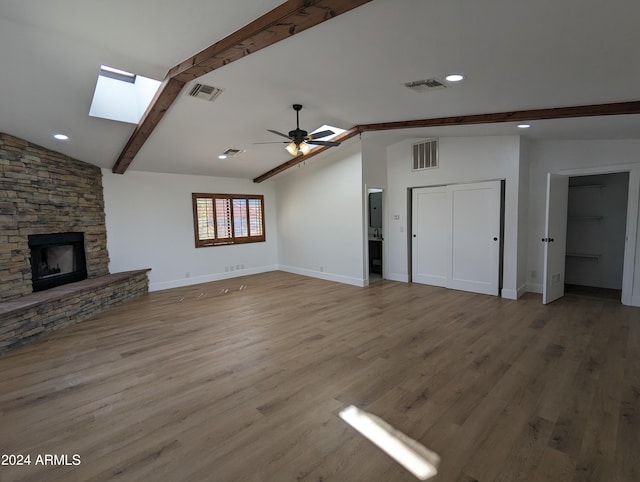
271,105,343,156
285,142,298,156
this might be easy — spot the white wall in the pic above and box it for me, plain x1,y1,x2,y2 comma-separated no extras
527,140,640,306
384,135,523,299
362,134,389,189
517,138,531,296
102,169,278,291
276,142,365,286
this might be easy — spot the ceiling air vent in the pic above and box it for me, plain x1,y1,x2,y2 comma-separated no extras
187,83,224,101
222,148,244,158
412,139,438,170
404,78,447,92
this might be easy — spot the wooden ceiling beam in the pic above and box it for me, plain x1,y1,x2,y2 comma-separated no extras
253,100,640,183
112,0,373,174
168,0,373,83
112,78,185,174
357,100,640,132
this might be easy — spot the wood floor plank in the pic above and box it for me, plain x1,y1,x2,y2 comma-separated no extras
0,272,638,481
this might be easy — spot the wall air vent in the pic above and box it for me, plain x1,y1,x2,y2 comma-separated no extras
412,139,438,170
404,78,447,92
187,83,224,101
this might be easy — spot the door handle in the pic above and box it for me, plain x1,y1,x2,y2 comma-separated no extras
493,237,498,241
541,237,555,243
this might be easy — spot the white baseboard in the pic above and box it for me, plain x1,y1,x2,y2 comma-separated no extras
526,282,543,294
385,272,409,283
149,265,278,292
278,265,366,287
500,288,518,300
501,284,529,300
517,284,528,298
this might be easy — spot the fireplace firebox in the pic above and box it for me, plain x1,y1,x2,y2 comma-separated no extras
28,232,88,292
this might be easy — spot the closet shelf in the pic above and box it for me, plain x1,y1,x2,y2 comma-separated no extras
569,184,604,190
566,253,601,262
568,215,603,222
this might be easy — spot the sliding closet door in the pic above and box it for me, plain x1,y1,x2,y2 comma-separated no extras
411,186,448,286
446,180,501,295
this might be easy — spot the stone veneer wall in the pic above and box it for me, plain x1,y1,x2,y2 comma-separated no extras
0,132,109,301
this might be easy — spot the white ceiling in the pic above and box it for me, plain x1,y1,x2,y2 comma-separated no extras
1,0,639,181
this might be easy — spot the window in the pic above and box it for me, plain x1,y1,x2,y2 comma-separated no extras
192,193,265,247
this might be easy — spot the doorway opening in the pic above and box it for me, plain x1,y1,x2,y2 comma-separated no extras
368,188,384,284
565,172,629,301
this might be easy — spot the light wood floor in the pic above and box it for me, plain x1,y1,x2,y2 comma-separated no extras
0,271,638,481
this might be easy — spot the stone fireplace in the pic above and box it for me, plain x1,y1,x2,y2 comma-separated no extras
0,132,108,300
0,132,149,354
28,232,88,292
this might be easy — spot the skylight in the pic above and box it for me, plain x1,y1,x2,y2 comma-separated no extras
89,65,161,124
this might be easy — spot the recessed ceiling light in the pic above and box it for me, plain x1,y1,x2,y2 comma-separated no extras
53,134,69,140
517,124,531,129
218,154,227,159
445,73,465,82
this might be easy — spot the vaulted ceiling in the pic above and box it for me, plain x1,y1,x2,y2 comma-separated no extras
1,0,639,182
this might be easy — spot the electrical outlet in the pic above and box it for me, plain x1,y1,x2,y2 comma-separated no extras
185,272,190,278
531,270,537,280
320,266,324,272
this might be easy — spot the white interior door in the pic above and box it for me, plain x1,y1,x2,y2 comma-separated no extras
446,181,501,295
543,173,569,304
411,186,448,286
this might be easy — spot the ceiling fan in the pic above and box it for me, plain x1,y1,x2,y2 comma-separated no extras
259,104,341,156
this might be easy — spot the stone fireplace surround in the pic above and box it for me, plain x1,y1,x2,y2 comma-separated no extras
0,132,149,354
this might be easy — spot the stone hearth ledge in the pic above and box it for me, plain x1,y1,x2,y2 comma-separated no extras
0,270,151,317
0,269,151,354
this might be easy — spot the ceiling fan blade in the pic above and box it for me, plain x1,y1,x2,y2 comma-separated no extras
253,141,288,145
309,129,335,140
267,129,292,139
307,140,341,147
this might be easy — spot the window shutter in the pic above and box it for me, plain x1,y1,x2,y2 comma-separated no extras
233,198,249,238
216,198,232,239
196,198,215,240
248,198,263,236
